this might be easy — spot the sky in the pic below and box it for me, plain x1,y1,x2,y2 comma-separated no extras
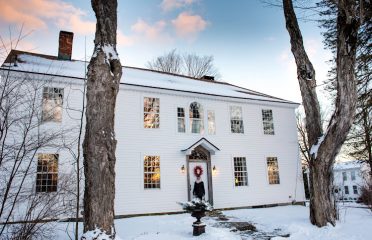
0,0,333,103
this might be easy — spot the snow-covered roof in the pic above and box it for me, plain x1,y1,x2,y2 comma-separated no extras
333,161,362,171
1,50,297,105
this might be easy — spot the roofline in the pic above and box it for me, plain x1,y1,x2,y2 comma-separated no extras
0,68,300,106
2,50,299,105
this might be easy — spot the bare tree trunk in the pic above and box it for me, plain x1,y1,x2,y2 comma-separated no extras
282,0,360,227
82,0,122,238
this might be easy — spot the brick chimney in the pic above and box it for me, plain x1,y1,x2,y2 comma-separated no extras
58,31,74,60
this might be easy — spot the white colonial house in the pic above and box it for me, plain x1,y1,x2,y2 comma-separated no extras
0,31,305,219
333,161,367,201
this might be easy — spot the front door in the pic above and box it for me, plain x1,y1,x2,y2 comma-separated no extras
189,161,209,201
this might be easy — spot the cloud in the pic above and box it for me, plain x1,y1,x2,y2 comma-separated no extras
117,31,134,47
161,0,196,12
171,12,208,40
131,19,172,43
0,0,95,35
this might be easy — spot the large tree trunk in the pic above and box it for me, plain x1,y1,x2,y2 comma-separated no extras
82,0,122,238
282,0,360,227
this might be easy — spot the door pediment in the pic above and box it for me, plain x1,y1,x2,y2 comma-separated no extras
181,137,220,155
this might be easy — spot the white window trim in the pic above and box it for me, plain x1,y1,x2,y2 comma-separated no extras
232,156,249,188
142,154,161,190
207,110,216,135
266,156,280,185
177,106,186,133
261,109,275,135
229,105,245,134
142,96,160,130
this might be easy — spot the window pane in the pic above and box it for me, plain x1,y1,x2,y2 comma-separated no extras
262,109,274,135
267,157,280,184
42,87,64,122
233,157,248,186
208,110,216,134
230,106,244,133
144,97,160,128
177,107,185,133
351,171,356,180
342,172,347,181
144,156,161,189
189,102,204,134
36,154,58,193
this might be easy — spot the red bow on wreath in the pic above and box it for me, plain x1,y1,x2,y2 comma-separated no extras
194,165,203,177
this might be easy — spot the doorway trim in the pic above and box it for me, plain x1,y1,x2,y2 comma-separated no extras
186,145,214,205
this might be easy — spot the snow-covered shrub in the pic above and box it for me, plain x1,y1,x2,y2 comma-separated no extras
178,198,213,212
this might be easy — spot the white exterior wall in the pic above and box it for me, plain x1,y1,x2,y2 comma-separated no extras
114,84,305,215
3,70,305,217
334,168,364,200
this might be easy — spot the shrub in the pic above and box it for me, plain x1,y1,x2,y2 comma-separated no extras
359,182,372,211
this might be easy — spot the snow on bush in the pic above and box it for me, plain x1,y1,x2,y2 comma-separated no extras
178,198,213,212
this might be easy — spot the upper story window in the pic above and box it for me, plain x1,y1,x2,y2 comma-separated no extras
144,97,160,128
42,87,63,122
177,107,185,133
267,157,280,184
189,102,204,134
262,109,275,135
208,110,216,134
342,172,347,181
351,171,356,180
230,106,244,133
233,157,248,186
36,153,58,193
144,156,160,189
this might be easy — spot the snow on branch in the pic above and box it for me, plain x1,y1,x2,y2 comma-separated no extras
310,134,325,159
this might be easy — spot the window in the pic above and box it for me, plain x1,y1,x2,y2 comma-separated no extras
353,185,358,194
208,110,216,134
262,109,275,135
233,157,248,186
177,107,185,133
230,106,244,133
189,102,204,133
351,171,356,181
36,154,58,193
344,186,349,194
42,87,63,122
267,157,280,184
143,156,160,189
342,172,347,181
144,97,160,128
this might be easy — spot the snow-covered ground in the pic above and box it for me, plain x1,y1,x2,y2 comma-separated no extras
56,203,372,240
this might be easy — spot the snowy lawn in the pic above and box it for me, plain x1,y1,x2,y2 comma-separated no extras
56,203,372,240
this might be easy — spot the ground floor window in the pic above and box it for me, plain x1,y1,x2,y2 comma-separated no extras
267,157,280,184
36,153,58,193
353,185,358,194
233,157,248,186
344,186,349,194
144,156,161,189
